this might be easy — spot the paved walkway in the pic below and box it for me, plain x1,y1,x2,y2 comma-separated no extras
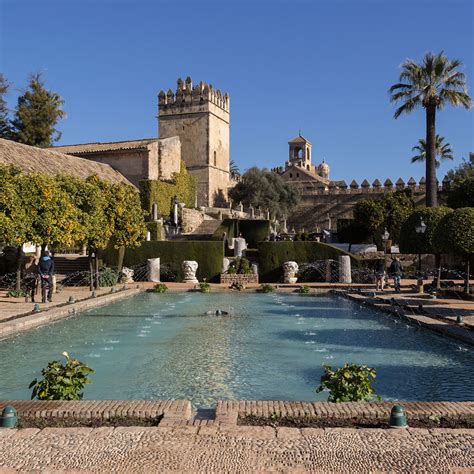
0,425,472,472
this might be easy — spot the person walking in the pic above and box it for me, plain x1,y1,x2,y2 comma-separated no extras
38,251,55,303
23,256,38,302
374,259,385,291
389,257,403,293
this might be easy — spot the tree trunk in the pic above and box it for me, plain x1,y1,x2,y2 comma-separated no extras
466,258,470,295
117,247,125,273
435,254,441,290
88,248,94,291
15,246,22,291
94,250,100,289
425,105,438,207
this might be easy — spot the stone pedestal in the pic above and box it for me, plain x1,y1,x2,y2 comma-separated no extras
222,257,230,273
228,237,247,257
338,256,352,284
147,258,160,282
283,261,299,284
182,260,198,283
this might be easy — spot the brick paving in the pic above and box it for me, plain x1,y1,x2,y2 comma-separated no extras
0,425,472,472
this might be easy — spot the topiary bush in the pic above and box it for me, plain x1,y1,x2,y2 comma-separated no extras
260,283,275,293
151,283,168,293
316,363,379,403
433,207,474,293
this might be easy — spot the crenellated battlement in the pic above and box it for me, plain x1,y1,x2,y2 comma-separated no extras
158,76,230,112
284,175,453,196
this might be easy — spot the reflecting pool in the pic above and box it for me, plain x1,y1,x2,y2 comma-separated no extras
1,292,472,407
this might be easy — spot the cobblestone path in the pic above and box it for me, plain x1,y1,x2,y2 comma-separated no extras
1,426,473,472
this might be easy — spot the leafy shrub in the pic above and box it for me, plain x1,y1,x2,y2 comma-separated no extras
7,288,26,298
98,266,119,287
227,257,253,275
260,283,275,293
230,281,245,291
316,363,379,402
152,283,168,293
199,280,211,293
29,352,94,400
297,285,310,294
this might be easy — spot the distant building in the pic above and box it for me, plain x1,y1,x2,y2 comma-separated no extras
272,134,330,191
51,77,231,207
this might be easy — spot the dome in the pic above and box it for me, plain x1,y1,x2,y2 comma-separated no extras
317,159,330,176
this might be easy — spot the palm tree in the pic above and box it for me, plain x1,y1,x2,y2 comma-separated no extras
389,52,471,207
230,159,240,180
411,135,453,168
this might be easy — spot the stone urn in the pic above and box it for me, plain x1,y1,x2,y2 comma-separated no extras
182,260,198,283
283,261,299,284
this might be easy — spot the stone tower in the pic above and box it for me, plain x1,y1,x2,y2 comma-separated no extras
288,134,312,171
158,77,230,207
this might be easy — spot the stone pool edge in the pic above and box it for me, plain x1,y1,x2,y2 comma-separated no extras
0,400,472,429
336,290,474,346
0,288,142,339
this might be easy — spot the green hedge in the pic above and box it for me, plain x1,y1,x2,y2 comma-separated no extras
212,219,270,248
258,241,359,282
102,241,224,282
139,161,197,219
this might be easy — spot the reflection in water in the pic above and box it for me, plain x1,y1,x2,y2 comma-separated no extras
0,292,472,407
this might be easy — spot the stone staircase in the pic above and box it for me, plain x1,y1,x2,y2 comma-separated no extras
176,219,223,241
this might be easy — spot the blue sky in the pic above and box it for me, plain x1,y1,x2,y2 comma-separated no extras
0,0,472,183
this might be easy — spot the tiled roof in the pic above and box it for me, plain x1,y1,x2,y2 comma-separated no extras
0,138,133,186
51,138,157,154
288,134,312,145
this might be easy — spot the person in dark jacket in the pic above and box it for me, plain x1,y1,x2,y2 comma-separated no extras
389,257,403,293
374,259,385,291
38,251,54,303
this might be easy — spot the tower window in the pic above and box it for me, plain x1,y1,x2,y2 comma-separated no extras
290,173,293,178
214,151,217,166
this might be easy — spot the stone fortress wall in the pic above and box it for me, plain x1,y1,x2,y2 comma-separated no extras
286,178,448,231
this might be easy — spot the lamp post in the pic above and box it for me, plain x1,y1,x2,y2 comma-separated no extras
414,216,427,293
381,228,390,255
414,217,427,271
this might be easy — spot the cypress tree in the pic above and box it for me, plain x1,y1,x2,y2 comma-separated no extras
11,73,65,147
0,73,13,139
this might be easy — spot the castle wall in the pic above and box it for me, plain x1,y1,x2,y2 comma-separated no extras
158,137,181,180
73,148,153,187
287,184,435,232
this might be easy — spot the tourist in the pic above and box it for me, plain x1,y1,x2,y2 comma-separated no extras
389,257,403,293
23,255,38,303
374,259,385,291
38,251,55,303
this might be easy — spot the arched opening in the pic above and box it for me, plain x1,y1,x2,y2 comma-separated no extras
307,148,310,160
294,147,304,159
214,151,217,166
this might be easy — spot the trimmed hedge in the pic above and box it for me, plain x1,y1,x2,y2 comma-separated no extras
102,241,224,282
213,219,270,248
258,241,359,282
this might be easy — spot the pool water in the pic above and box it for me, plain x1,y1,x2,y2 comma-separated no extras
1,292,472,407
